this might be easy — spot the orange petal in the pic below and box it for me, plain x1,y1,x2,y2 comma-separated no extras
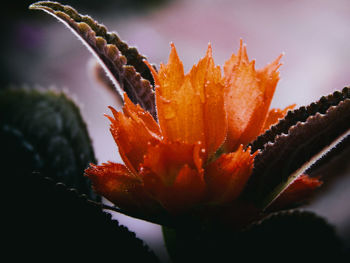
140,140,206,213
223,45,260,150
239,54,283,143
269,174,322,210
122,94,161,136
257,53,283,103
147,44,187,143
154,43,185,98
107,96,161,174
223,41,283,151
223,39,249,76
85,162,155,213
148,44,226,159
141,140,204,183
144,164,206,213
238,54,283,142
261,104,296,132
189,44,227,158
157,74,204,144
205,145,257,204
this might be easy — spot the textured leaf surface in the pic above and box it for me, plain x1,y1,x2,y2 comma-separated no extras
250,87,349,151
244,87,350,208
3,170,159,262
30,1,157,119
162,210,344,262
0,88,97,199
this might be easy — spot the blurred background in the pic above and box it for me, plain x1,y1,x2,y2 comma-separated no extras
2,0,350,261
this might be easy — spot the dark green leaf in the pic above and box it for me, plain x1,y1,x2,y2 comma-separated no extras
0,87,97,200
162,226,178,262
3,170,159,262
162,210,344,262
243,210,345,260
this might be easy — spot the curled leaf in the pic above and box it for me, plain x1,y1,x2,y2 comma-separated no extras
30,1,157,119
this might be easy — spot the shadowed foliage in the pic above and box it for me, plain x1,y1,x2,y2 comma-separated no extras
163,210,346,262
0,87,98,199
1,87,158,261
3,171,159,262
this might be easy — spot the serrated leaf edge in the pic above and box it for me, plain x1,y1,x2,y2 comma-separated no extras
29,1,157,119
249,98,350,208
250,87,350,152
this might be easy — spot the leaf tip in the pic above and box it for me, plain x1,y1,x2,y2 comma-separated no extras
28,3,39,10
28,1,46,10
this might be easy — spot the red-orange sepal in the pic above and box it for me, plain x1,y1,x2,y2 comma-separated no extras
140,141,206,214
269,174,322,210
85,162,159,214
205,145,257,204
106,94,161,174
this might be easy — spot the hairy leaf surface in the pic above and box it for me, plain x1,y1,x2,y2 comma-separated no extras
244,88,350,208
30,1,157,118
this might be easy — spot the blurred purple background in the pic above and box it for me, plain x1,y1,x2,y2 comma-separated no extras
2,0,350,261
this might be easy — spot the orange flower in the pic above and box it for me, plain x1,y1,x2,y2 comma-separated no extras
85,41,320,223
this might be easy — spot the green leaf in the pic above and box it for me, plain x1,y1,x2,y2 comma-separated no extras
243,210,344,260
162,226,178,262
0,87,97,200
29,1,157,119
162,210,344,262
244,87,350,209
4,171,159,262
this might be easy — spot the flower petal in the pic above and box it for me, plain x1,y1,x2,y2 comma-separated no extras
146,164,206,213
85,162,155,213
140,140,206,213
261,104,296,133
157,74,204,144
141,140,204,183
223,43,260,150
189,44,227,158
152,43,185,101
148,44,226,159
223,39,250,76
205,145,257,204
122,93,161,136
238,54,283,145
107,95,161,174
223,40,282,151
